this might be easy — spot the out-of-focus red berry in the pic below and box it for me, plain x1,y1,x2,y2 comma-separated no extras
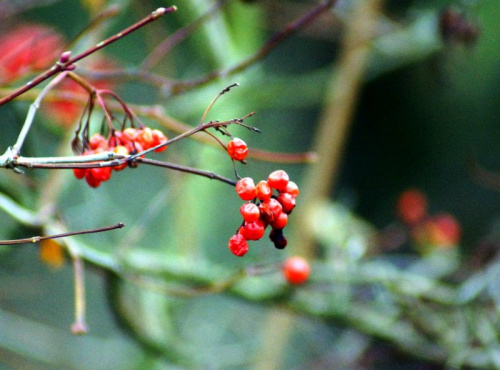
427,213,461,247
0,24,64,84
283,256,310,285
396,189,428,225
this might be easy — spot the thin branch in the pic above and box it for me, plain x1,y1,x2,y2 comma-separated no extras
0,222,125,245
138,158,237,186
165,0,336,95
141,0,228,70
0,6,177,106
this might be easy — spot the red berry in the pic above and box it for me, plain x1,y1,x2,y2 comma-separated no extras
73,167,86,179
236,177,256,201
136,127,155,150
271,212,288,230
277,192,296,214
258,198,283,224
428,213,461,247
284,181,299,198
255,180,272,202
396,189,427,225
240,203,260,223
89,133,108,150
85,172,101,188
239,220,266,241
88,166,112,182
228,234,249,257
227,138,248,161
283,256,310,285
267,170,289,191
152,129,168,152
265,198,283,218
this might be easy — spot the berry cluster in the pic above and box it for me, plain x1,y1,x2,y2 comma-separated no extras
396,189,461,251
228,170,299,256
73,127,168,188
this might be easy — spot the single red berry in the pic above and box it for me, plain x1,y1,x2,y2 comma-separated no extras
283,256,310,285
73,167,86,179
265,198,283,218
152,129,168,152
267,170,289,191
88,166,112,182
227,138,248,161
136,127,155,150
85,172,101,188
277,192,296,214
284,181,299,198
427,213,461,247
240,203,260,223
239,220,266,241
89,133,108,150
255,180,272,202
396,189,428,225
236,177,256,201
228,234,249,257
258,198,283,225
271,212,288,230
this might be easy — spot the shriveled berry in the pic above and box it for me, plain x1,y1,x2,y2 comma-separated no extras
269,228,287,249
283,256,310,285
236,177,256,201
267,170,289,191
227,138,248,161
240,203,260,223
239,220,266,241
256,180,272,202
228,234,249,257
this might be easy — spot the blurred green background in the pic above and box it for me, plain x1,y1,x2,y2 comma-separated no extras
0,0,499,368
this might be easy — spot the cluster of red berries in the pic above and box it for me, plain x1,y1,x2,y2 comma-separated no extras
228,170,299,256
73,127,168,188
396,189,461,250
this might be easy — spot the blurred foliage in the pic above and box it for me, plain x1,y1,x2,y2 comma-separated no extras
0,0,500,369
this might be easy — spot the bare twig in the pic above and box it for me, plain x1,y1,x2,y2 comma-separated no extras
0,6,177,106
0,222,124,245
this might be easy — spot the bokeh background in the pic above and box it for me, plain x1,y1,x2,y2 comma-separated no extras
0,0,499,368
